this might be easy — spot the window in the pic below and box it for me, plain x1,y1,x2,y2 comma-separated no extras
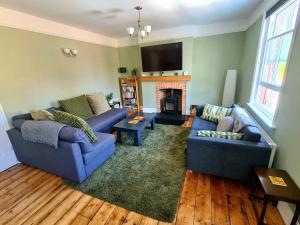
250,0,300,127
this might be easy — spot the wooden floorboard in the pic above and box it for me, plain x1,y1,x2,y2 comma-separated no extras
0,165,285,225
0,117,285,225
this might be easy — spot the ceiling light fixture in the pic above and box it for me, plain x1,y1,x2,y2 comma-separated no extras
127,6,151,40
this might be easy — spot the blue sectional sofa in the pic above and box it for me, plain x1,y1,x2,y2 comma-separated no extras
7,108,127,183
187,105,272,181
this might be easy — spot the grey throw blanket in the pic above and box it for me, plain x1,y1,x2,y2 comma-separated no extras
21,120,66,149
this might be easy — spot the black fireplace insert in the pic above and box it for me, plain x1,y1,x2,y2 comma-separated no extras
160,89,181,114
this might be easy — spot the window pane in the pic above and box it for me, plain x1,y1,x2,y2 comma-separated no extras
261,37,281,83
256,85,280,115
268,16,276,38
261,32,293,86
275,32,293,85
272,1,299,37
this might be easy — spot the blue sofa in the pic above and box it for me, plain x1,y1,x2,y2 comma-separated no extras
7,108,127,183
187,105,272,181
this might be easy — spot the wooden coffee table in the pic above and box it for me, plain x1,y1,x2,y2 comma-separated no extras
250,168,300,225
113,112,155,146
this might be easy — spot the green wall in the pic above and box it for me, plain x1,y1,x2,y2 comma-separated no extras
192,32,245,105
118,34,245,111
117,45,140,75
0,26,120,123
236,19,262,105
237,18,300,187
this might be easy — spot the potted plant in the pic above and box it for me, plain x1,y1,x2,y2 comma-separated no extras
131,68,138,76
105,92,114,104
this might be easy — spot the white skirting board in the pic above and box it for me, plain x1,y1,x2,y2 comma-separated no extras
245,109,277,167
278,201,300,225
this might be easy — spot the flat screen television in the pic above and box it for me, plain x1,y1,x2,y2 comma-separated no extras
141,42,182,72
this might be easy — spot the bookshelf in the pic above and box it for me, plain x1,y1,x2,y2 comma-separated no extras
119,76,140,110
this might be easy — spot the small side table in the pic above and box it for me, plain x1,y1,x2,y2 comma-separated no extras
250,168,300,225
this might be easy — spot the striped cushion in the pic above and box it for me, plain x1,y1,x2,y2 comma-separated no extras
197,130,244,140
201,104,232,123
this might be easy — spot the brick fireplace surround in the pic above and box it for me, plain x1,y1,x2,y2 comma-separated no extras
156,81,187,114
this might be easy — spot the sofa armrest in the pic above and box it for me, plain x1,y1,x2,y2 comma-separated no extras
195,105,205,117
7,128,87,182
187,133,271,181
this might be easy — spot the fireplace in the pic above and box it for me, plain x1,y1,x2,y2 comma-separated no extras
161,89,182,114
156,81,186,114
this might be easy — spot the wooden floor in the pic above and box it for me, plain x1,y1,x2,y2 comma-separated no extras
0,117,285,225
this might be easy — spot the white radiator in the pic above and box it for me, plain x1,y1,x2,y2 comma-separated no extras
245,109,277,167
0,104,18,172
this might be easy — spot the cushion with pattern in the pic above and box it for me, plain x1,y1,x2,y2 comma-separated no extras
53,110,97,143
197,130,243,140
201,104,232,123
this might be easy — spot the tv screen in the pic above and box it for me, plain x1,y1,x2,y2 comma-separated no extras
141,42,182,72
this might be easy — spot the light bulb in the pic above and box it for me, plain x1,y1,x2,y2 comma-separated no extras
144,25,151,33
140,30,146,39
140,30,146,38
127,27,134,36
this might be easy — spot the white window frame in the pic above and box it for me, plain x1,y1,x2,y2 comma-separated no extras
248,0,300,128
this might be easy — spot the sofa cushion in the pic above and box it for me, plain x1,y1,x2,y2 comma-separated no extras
197,130,244,140
82,132,115,165
13,119,26,131
241,126,262,142
217,116,234,132
53,110,97,143
201,104,232,123
86,108,128,132
58,126,88,142
12,113,32,121
59,95,94,120
232,109,256,132
191,117,217,131
13,119,93,153
31,110,55,121
87,93,111,115
231,107,246,119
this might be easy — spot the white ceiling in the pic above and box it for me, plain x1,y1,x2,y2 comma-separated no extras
0,0,262,38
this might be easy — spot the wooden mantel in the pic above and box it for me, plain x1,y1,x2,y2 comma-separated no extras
139,75,191,82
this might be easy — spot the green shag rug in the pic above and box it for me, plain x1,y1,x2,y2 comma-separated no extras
64,124,190,222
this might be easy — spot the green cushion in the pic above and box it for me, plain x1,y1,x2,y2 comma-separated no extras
201,104,232,123
59,95,94,120
53,110,97,143
197,130,243,140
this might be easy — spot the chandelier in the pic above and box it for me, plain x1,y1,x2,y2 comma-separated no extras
126,6,151,40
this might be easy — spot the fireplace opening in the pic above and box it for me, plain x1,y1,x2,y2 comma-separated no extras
160,88,182,114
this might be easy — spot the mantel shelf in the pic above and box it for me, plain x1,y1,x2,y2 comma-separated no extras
139,75,191,82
